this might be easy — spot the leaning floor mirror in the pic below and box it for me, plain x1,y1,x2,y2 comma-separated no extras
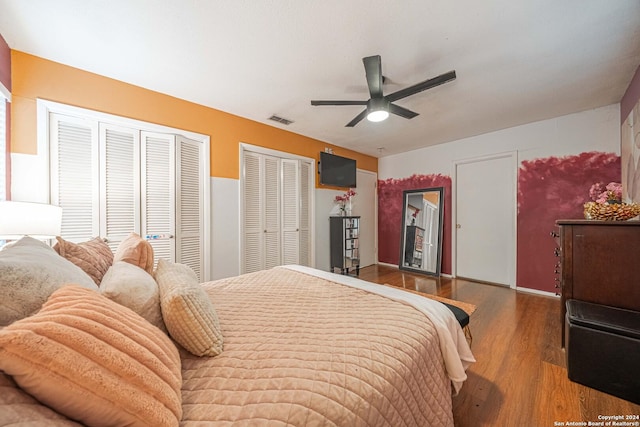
399,187,445,276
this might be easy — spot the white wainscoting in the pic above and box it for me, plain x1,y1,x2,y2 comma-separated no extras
210,177,240,280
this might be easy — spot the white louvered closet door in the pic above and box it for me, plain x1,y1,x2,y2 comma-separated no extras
48,106,208,281
100,124,140,253
263,155,281,270
141,131,175,266
298,161,312,266
281,159,300,265
50,114,100,242
243,152,263,273
176,136,203,281
242,150,313,274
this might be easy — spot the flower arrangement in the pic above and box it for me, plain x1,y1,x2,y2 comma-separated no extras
588,182,622,204
335,189,356,216
583,182,640,220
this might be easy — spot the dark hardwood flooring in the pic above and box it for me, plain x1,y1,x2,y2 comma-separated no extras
358,264,640,427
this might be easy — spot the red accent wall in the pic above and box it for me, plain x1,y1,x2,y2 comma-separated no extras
378,174,452,274
517,152,621,292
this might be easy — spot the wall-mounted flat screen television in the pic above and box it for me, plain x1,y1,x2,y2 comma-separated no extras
319,152,357,188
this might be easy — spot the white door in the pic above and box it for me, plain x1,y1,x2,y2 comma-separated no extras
298,161,312,267
50,113,100,242
242,152,264,273
100,123,140,253
281,159,300,265
141,131,176,267
263,155,282,270
176,135,204,280
50,114,206,279
352,169,377,268
455,153,516,287
422,201,438,272
242,149,314,273
242,152,282,273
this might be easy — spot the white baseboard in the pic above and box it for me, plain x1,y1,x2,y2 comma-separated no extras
516,287,560,298
377,261,399,269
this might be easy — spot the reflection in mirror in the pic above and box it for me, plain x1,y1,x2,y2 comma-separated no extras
399,187,444,276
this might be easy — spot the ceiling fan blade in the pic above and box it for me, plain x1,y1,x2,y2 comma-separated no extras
311,100,368,106
346,109,368,127
389,103,419,119
363,55,384,99
387,70,456,102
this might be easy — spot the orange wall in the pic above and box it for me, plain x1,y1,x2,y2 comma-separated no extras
10,51,377,181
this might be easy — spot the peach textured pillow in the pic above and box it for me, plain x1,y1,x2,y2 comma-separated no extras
155,259,224,357
113,232,154,275
0,372,83,426
0,285,182,427
54,236,114,285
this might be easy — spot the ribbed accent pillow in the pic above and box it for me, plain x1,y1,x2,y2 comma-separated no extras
155,259,224,357
0,285,182,427
113,232,154,275
54,236,114,285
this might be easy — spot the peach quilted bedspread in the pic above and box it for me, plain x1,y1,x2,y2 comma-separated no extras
180,267,455,426
0,266,462,426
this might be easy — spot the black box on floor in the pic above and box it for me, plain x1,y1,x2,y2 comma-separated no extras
565,299,640,405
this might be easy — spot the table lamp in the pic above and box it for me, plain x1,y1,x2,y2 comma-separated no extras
0,201,63,241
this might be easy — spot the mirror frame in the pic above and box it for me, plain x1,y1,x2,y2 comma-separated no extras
398,187,445,276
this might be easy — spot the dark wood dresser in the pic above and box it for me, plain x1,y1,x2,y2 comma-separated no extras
555,220,640,346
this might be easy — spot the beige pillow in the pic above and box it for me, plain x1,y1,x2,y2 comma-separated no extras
54,236,114,285
0,285,182,427
0,236,98,326
100,261,166,332
114,232,154,274
155,259,224,357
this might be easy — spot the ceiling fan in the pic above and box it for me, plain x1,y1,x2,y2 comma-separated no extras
310,55,456,127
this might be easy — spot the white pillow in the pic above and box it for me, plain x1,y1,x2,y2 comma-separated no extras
100,261,166,332
0,236,97,326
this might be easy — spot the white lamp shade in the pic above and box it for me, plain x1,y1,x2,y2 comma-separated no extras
0,201,63,239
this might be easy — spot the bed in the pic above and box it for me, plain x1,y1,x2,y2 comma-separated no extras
0,235,474,427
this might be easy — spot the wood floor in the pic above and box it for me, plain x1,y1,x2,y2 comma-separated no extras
358,264,640,427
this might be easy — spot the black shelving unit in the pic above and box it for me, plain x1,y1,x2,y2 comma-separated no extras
329,216,360,275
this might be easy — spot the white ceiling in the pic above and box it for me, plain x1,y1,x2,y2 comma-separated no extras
1,0,639,158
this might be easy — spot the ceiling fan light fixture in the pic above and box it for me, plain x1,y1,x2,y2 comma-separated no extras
366,109,389,122
366,97,390,122
310,55,456,127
